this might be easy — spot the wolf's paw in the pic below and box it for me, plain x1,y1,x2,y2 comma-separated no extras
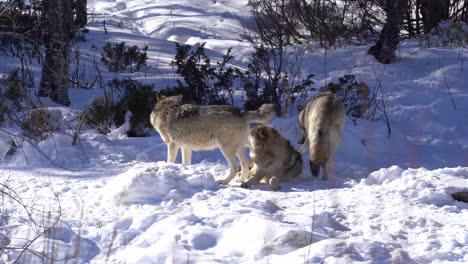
269,177,281,191
235,177,246,183
216,179,229,185
270,185,281,191
240,182,251,188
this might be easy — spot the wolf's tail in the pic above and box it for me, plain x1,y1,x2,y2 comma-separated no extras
244,104,277,124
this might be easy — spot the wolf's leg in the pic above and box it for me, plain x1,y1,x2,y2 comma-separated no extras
310,160,320,178
235,148,249,182
298,138,309,154
167,143,178,163
216,147,238,185
322,161,330,181
181,148,192,166
240,170,263,188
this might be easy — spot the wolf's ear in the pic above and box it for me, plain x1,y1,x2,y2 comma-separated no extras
257,126,268,140
157,94,166,101
175,94,183,101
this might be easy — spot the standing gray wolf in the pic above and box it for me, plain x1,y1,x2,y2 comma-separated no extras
240,125,302,191
298,92,346,180
150,95,276,185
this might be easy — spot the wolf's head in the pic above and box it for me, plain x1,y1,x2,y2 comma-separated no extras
154,94,183,111
157,94,183,104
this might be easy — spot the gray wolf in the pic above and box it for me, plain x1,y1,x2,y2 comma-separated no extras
240,125,302,191
149,95,276,184
298,92,346,180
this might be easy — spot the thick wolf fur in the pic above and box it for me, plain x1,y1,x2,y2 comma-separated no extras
240,125,302,191
150,95,276,184
298,92,346,180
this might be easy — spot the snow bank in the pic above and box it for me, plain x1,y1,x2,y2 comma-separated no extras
6,133,90,169
104,162,219,205
362,165,405,185
0,130,11,161
361,166,468,207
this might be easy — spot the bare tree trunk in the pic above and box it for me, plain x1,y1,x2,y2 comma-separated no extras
368,0,408,64
38,0,73,106
420,0,449,33
463,0,468,23
75,0,87,28
415,0,421,34
405,0,414,37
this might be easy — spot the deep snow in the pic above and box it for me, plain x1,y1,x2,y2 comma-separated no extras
0,0,467,263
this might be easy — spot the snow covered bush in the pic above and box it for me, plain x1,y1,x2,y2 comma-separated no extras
419,19,468,48
247,0,382,48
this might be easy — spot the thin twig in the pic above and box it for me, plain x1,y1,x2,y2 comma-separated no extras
438,58,457,110
371,65,392,138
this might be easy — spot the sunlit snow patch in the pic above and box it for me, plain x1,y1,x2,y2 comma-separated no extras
105,162,219,205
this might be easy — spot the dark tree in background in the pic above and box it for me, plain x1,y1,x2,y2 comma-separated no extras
368,0,408,64
38,0,87,106
464,0,468,22
38,0,73,105
420,0,449,33
75,0,88,28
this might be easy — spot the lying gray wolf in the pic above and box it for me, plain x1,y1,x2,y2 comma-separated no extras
150,95,276,185
240,125,302,191
298,92,346,180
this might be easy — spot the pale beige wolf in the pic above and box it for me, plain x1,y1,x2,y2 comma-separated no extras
150,95,276,185
298,92,346,180
240,125,302,191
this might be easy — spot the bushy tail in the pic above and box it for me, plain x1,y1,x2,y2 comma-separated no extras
244,104,277,124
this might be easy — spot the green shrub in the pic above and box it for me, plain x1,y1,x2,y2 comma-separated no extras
0,69,26,125
1,69,24,107
84,97,114,134
118,80,157,137
85,79,157,137
169,42,236,105
101,42,148,73
0,100,7,125
419,20,468,48
169,42,314,115
320,74,374,120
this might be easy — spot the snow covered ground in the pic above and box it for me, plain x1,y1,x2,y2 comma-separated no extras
1,0,467,263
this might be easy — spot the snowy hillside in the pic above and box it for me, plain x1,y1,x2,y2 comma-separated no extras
0,0,467,263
